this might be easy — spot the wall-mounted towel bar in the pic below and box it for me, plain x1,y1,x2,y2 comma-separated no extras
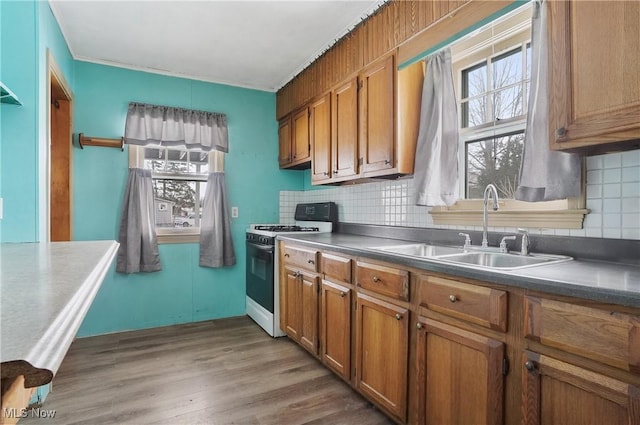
78,133,124,151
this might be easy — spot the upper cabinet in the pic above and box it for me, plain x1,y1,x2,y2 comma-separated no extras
359,55,396,176
279,106,311,169
548,0,640,154
307,54,423,185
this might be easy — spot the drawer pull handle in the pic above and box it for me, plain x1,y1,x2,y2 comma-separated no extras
308,259,315,264
525,361,536,372
372,276,381,283
395,313,402,321
416,322,423,330
449,295,457,303
284,253,290,258
339,291,346,298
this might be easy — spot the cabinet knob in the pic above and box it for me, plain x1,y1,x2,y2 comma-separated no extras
334,170,339,174
449,295,457,303
339,291,346,298
416,322,423,330
308,259,315,265
525,361,536,372
284,253,290,258
556,127,567,137
395,313,402,321
384,160,391,165
372,276,381,283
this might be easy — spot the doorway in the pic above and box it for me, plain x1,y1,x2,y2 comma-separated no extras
48,53,73,242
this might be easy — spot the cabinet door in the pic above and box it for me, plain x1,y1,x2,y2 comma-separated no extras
522,351,640,425
282,267,302,340
320,280,351,381
278,117,292,167
548,1,640,152
310,93,332,184
299,272,319,355
359,55,395,175
416,317,505,425
355,292,408,422
332,78,359,180
291,107,310,163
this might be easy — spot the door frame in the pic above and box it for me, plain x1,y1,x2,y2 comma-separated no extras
46,49,74,242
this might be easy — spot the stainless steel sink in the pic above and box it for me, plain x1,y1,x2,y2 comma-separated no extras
370,244,465,258
437,251,572,270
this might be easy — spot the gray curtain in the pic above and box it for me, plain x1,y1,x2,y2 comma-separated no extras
199,172,236,268
414,48,460,206
124,102,228,152
116,168,162,273
515,0,581,202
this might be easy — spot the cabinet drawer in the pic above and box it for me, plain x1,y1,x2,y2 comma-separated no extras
321,253,352,284
283,245,318,272
356,261,409,301
418,275,508,332
525,296,640,373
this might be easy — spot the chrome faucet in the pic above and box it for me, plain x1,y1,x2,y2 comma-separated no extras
518,228,530,256
482,184,499,248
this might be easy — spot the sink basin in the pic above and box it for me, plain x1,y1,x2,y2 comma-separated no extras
370,244,465,258
438,251,572,270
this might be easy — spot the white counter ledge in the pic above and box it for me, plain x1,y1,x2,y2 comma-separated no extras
0,240,118,388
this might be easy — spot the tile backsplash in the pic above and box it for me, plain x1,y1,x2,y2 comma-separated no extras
280,150,640,240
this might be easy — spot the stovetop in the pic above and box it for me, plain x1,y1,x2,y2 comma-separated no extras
253,225,320,232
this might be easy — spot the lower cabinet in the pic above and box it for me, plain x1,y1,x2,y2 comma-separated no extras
320,280,352,381
521,351,640,425
282,266,319,355
415,317,505,425
355,292,409,422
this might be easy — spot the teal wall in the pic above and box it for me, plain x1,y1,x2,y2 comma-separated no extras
0,0,73,242
1,0,39,242
73,61,304,336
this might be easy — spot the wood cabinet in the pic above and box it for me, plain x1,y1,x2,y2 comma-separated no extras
278,106,311,169
280,245,320,355
548,0,640,154
278,118,292,168
522,351,640,425
279,241,640,425
310,93,332,183
415,317,505,425
329,78,359,183
319,252,353,381
359,54,395,176
320,280,352,381
282,267,319,354
523,295,640,425
355,292,409,422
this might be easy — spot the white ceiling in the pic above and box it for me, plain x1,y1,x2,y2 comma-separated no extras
49,0,387,92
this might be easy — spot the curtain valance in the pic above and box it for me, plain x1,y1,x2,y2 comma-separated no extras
124,102,228,152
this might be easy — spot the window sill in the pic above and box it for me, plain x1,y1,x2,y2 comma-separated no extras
430,199,588,229
157,229,200,244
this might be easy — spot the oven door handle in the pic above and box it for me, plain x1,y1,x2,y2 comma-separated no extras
247,242,274,254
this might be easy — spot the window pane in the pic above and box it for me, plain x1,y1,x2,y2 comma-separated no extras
462,95,490,128
152,179,206,228
144,148,166,172
493,85,525,121
465,132,524,199
462,62,487,98
166,149,189,173
188,151,209,174
492,48,522,90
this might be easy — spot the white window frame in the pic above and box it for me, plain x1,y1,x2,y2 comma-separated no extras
129,144,224,243
429,2,587,229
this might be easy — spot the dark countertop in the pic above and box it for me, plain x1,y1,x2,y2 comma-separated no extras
277,233,640,308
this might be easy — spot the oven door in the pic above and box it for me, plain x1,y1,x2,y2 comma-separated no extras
246,240,275,313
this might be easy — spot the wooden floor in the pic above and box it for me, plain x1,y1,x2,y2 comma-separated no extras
20,316,392,425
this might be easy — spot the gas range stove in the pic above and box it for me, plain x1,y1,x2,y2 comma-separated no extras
246,202,337,337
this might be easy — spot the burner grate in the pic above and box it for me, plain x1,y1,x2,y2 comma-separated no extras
253,225,319,232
